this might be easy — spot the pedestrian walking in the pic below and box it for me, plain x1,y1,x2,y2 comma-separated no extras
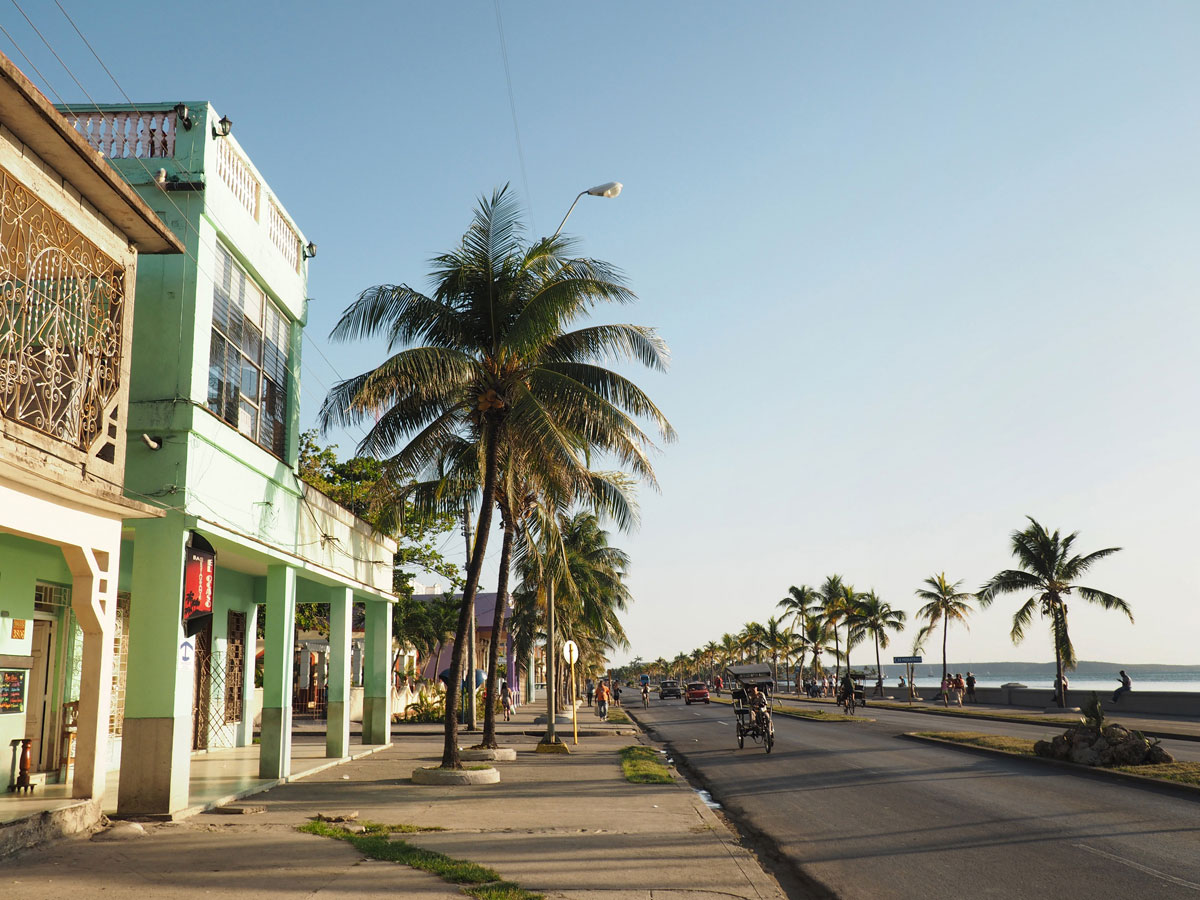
941,674,952,707
595,680,610,721
1054,672,1069,706
952,673,965,707
500,681,512,722
613,683,622,707
1112,670,1132,703
965,672,976,703
586,679,594,707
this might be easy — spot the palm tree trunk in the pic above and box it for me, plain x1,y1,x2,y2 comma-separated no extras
833,625,841,683
481,515,515,748
874,636,883,697
440,424,501,769
941,616,949,691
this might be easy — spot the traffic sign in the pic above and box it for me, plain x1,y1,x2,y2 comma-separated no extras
893,655,922,664
562,639,579,665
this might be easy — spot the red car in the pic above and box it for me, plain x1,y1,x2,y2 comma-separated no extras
685,681,710,704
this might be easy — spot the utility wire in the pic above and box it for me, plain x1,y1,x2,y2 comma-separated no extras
493,0,534,234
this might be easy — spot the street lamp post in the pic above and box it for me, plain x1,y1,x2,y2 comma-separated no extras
539,181,622,750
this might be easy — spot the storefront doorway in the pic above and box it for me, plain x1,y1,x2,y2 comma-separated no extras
24,618,54,771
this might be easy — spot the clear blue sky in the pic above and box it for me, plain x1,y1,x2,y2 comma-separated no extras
9,2,1198,666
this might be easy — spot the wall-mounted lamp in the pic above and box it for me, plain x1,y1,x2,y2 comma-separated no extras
153,168,168,187
211,115,233,138
302,241,317,259
173,103,193,131
141,433,162,451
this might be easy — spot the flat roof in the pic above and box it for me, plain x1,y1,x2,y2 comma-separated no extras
0,53,183,255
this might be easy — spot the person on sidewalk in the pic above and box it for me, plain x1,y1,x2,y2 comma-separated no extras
941,674,952,707
500,681,513,722
613,683,622,707
952,673,965,707
1113,670,1132,703
965,672,977,703
586,679,594,707
595,680,611,721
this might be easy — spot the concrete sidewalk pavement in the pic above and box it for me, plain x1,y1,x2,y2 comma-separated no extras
3,710,785,900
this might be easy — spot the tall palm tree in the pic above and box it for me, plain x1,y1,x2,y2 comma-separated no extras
719,633,739,670
777,584,820,629
839,583,868,674
800,615,832,682
856,590,907,696
914,573,975,687
761,616,790,684
703,641,719,682
979,517,1131,708
818,575,846,681
321,188,673,768
739,622,766,663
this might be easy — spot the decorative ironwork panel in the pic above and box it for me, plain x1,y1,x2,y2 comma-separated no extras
224,610,246,723
0,164,127,458
110,592,131,736
268,202,299,272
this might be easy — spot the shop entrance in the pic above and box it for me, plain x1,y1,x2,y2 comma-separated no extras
24,618,54,771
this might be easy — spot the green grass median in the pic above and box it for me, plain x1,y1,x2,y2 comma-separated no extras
911,731,1200,787
620,745,674,783
299,820,543,900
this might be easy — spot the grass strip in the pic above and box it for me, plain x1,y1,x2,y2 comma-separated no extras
913,732,1200,787
299,821,501,884
911,731,1036,755
867,700,1081,727
357,820,446,834
606,710,631,725
463,882,545,900
620,744,674,784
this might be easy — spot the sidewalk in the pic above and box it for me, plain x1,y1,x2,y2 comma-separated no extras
2,706,785,900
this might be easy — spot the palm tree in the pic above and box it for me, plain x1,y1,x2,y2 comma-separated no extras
739,622,765,663
777,584,820,629
719,633,738,673
839,584,868,674
914,573,975,688
761,616,790,684
856,590,907,696
818,575,846,681
800,615,832,682
703,641,719,682
321,188,673,768
979,517,1132,708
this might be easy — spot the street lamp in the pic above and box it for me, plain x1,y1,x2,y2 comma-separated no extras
552,181,623,238
539,181,621,750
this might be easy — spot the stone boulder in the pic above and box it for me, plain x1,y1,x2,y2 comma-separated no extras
1034,722,1173,768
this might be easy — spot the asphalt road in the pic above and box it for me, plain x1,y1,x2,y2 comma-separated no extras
634,699,1200,900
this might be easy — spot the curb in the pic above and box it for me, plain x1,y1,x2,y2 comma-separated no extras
902,732,1200,802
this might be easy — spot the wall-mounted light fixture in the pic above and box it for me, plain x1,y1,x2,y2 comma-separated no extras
141,433,162,451
211,115,233,138
173,103,193,131
303,241,317,259
154,168,168,187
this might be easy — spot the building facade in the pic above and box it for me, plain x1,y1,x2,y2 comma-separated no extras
65,101,398,817
0,54,183,813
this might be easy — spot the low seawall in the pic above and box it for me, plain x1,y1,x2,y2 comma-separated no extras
971,685,1200,717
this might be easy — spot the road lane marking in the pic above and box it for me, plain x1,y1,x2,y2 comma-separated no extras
1073,843,1200,891
716,721,728,726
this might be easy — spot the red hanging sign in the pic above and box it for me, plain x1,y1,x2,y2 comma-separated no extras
182,547,215,621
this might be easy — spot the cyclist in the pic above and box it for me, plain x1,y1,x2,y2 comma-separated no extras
839,671,857,714
746,683,769,728
641,682,650,707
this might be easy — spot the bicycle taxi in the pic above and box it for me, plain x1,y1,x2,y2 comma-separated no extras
727,663,775,753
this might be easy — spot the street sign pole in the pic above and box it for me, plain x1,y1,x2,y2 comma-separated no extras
563,640,580,745
893,656,922,705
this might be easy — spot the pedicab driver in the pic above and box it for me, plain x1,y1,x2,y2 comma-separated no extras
746,683,769,727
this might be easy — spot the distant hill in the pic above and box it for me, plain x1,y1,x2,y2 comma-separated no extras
873,660,1199,676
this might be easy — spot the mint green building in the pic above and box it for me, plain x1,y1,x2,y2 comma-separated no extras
65,102,397,818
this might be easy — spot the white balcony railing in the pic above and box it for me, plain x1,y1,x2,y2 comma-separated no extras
67,109,177,159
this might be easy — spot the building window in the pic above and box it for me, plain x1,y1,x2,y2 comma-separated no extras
110,592,130,736
207,244,289,457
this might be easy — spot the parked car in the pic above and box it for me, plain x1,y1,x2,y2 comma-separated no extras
685,681,710,704
658,680,682,700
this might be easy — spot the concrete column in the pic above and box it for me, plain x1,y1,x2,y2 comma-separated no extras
362,599,391,745
326,587,352,758
61,542,117,801
237,603,258,747
259,564,296,779
118,515,192,817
